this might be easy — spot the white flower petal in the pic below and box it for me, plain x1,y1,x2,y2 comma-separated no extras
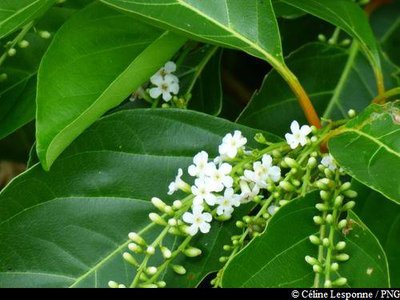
187,224,198,236
290,120,300,133
164,61,176,73
149,87,162,99
162,91,172,101
182,212,194,223
202,212,212,222
199,222,211,234
300,125,312,136
219,163,232,174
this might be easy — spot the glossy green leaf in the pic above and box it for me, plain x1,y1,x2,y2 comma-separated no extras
0,0,55,39
329,102,400,204
353,181,400,287
237,43,397,136
36,2,186,170
0,109,277,287
178,45,222,115
0,7,78,140
281,0,382,81
222,192,390,287
101,0,285,68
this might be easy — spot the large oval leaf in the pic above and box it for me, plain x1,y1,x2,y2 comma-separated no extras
100,0,285,68
237,43,397,136
0,109,277,288
36,2,186,170
329,102,400,204
281,0,383,93
222,192,390,287
353,180,400,287
0,0,55,39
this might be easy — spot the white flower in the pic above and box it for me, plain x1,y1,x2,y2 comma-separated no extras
149,74,179,101
321,154,337,171
218,130,247,159
182,205,212,236
188,151,212,178
239,180,260,203
215,188,241,217
168,168,189,195
285,120,312,149
191,178,216,206
150,61,177,84
242,155,281,188
205,162,233,192
262,154,281,182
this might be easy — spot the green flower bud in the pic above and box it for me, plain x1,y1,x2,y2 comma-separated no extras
236,220,245,228
343,190,358,199
183,247,202,257
146,266,158,275
262,213,270,220
308,157,317,168
272,150,281,158
128,242,142,253
161,246,172,259
164,205,174,215
342,201,356,211
172,264,186,275
313,265,323,273
330,262,339,272
341,39,351,46
325,214,333,224
315,203,329,211
139,273,148,281
39,30,51,39
340,182,351,192
335,253,350,261
123,252,138,267
149,212,167,226
320,190,331,201
108,281,119,288
168,218,177,226
128,232,146,245
347,109,356,118
140,283,158,288
273,191,281,199
338,219,348,229
8,48,16,56
253,195,262,203
284,157,298,168
223,245,231,251
118,284,126,288
309,235,321,245
305,255,319,266
157,281,166,288
324,168,334,178
333,277,348,286
292,179,301,187
169,226,183,235
219,256,228,263
313,216,324,225
279,181,295,192
322,238,330,247
0,73,7,82
172,200,182,209
146,246,155,255
334,195,344,208
254,133,267,144
318,34,327,42
324,280,332,288
336,241,346,250
243,216,252,224
279,200,289,206
151,197,166,211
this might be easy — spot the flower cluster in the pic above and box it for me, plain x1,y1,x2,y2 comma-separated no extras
149,61,180,102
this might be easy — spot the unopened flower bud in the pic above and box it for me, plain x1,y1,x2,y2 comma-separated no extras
8,48,16,56
334,195,344,208
342,201,356,211
223,245,231,251
157,281,166,288
128,243,142,253
39,31,51,39
236,220,245,228
313,216,324,225
279,181,295,192
0,73,7,82
164,205,174,215
168,218,177,226
341,39,351,46
149,212,167,226
311,136,318,143
320,190,330,201
146,246,155,255
183,247,202,257
284,157,298,168
340,182,351,192
324,280,332,288
123,252,138,266
128,232,146,245
322,238,330,247
338,219,348,229
333,277,347,286
146,266,158,275
118,284,126,288
336,241,346,250
347,109,356,118
313,264,323,273
330,262,339,272
335,253,350,261
272,150,281,158
279,200,289,206
254,133,267,144
172,264,186,275
308,157,317,168
325,214,333,224
309,235,320,245
219,256,228,263
318,34,327,42
343,190,358,199
108,281,119,288
315,203,329,211
305,255,319,266
172,200,182,209
161,246,172,259
151,197,166,211
18,40,29,48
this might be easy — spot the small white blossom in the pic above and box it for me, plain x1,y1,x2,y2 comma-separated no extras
321,154,337,171
149,74,179,101
285,120,312,149
242,155,281,188
205,162,233,192
215,188,241,217
191,178,216,206
168,168,187,195
218,130,247,159
188,151,212,178
268,204,278,216
239,180,260,203
150,61,177,84
182,205,212,236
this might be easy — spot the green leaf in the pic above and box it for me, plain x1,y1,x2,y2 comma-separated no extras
178,45,222,115
36,2,186,170
0,6,78,140
272,0,305,19
353,180,400,287
329,101,400,204
281,0,382,87
222,192,390,287
100,0,286,69
0,0,55,39
237,43,397,136
371,0,400,68
0,109,277,287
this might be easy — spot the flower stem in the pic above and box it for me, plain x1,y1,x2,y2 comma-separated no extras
372,87,400,103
